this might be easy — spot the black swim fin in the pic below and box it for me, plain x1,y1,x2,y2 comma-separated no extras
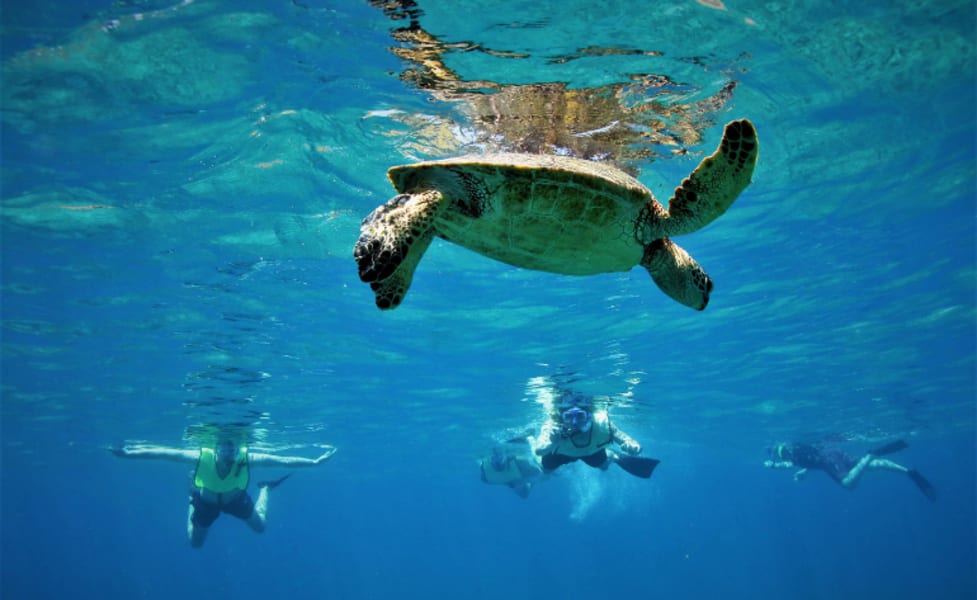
615,456,660,479
258,474,291,490
869,439,909,456
907,469,937,502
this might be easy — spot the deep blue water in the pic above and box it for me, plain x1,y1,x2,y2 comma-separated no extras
2,1,975,598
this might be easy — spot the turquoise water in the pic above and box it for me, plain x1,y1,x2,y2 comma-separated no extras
2,1,975,598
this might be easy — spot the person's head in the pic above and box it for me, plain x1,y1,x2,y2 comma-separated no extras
560,405,593,435
215,438,240,466
558,389,590,409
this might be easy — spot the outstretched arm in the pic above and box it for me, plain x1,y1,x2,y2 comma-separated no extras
611,424,641,456
109,444,198,463
249,445,338,468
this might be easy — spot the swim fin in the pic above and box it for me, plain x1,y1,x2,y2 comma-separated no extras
615,456,660,479
869,439,909,456
258,474,291,490
907,469,937,502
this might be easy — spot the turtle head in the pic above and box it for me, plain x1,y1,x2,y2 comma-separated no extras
641,238,712,310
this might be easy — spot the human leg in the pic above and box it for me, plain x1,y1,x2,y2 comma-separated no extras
841,453,875,488
868,459,937,501
867,458,909,473
248,487,269,533
224,491,265,534
581,450,611,470
841,451,937,500
843,454,912,484
188,492,219,548
541,453,577,473
188,519,209,548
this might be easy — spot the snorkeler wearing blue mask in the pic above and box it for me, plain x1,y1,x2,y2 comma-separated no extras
533,392,659,479
110,436,337,547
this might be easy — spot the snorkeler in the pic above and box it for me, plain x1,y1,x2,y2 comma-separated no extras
479,442,543,499
532,390,659,479
110,437,337,547
764,439,937,501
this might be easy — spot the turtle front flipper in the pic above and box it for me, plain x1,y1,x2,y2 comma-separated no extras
660,119,758,237
366,236,434,309
354,190,444,310
641,238,712,310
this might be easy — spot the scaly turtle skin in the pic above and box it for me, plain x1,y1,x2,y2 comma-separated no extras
354,119,758,310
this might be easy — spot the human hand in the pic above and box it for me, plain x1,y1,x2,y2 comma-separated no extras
620,440,641,456
315,446,337,465
763,460,774,468
793,470,806,481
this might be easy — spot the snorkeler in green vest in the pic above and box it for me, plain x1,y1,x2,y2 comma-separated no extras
111,438,337,548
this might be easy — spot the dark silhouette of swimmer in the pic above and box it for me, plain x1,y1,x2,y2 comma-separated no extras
765,439,936,501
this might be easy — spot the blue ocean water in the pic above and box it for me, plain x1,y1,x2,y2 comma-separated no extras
1,0,975,598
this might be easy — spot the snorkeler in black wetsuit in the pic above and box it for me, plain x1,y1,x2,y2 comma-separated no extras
778,443,857,485
765,439,937,501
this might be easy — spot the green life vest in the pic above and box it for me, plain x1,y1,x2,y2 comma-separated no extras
193,446,249,493
555,412,614,457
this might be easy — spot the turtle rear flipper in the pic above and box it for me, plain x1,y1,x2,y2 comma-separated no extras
662,119,758,237
641,238,712,310
354,190,443,309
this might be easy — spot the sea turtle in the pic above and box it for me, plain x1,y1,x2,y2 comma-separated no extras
354,118,758,310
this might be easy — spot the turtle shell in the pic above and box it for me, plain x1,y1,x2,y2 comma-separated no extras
387,153,659,275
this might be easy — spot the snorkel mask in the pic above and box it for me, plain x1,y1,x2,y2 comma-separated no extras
561,406,593,435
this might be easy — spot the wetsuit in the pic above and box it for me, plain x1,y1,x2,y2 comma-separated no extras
787,443,856,485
